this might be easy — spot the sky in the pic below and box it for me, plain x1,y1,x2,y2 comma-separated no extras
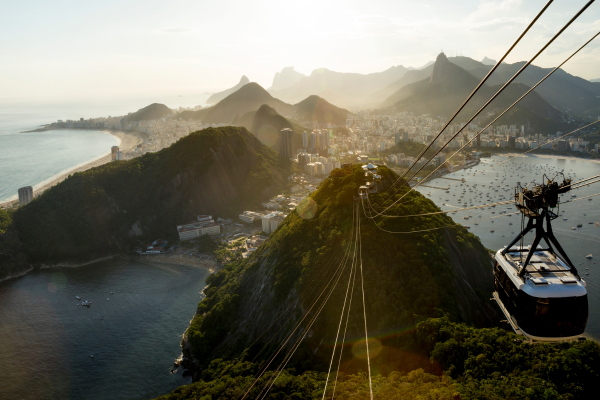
1,0,599,102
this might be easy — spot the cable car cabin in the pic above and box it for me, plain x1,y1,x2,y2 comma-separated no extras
494,245,588,342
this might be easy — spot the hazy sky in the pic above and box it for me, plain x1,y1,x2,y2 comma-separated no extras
1,0,599,101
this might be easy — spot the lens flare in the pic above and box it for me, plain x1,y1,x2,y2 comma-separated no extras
296,197,317,219
256,124,278,147
352,337,383,360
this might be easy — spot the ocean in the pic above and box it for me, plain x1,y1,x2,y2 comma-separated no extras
415,154,600,339
0,95,211,203
0,259,209,400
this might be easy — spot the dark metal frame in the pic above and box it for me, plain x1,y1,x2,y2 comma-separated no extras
501,177,579,279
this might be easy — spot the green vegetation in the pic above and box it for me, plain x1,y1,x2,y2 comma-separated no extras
181,164,496,375
161,317,600,399
157,360,457,400
0,208,11,235
156,164,600,399
417,317,600,399
2,127,292,264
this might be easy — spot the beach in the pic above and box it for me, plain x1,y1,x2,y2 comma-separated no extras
502,152,600,165
0,129,146,208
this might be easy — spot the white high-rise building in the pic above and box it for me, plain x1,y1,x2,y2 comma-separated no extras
302,131,309,149
18,186,34,206
309,132,316,150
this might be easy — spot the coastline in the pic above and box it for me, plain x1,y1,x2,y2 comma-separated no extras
0,129,146,208
501,152,600,165
141,254,218,273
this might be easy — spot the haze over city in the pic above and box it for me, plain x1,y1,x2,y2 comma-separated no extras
2,0,600,101
2,1,600,399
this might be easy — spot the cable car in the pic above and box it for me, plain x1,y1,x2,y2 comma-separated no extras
493,175,588,342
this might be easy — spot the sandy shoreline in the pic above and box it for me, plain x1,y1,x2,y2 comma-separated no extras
501,152,600,165
1,129,146,208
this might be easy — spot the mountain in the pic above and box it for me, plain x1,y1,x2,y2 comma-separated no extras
2,127,292,266
382,53,564,132
159,163,600,399
179,83,293,124
206,76,250,104
233,104,306,154
590,78,600,83
269,67,306,91
269,65,410,106
122,103,172,121
292,95,351,127
374,65,435,105
448,57,600,116
179,164,500,377
481,56,496,65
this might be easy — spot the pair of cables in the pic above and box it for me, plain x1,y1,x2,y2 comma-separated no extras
321,204,373,400
371,0,597,216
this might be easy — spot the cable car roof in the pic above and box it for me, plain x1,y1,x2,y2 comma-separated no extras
496,246,586,298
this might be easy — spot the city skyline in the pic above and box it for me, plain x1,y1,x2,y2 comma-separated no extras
2,0,600,101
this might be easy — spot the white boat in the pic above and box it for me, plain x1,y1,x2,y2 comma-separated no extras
110,291,114,294
587,254,593,259
107,298,110,301
76,296,81,300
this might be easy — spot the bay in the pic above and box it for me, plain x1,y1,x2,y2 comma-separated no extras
0,259,209,400
416,154,600,339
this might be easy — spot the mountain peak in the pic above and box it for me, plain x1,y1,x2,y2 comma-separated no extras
481,56,496,66
430,52,450,84
269,67,306,91
239,75,250,84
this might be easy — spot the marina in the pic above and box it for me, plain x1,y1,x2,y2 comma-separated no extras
416,154,600,339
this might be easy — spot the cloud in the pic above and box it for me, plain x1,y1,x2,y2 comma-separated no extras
470,17,527,32
159,26,195,34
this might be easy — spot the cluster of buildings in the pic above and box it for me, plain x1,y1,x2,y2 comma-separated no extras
47,114,221,159
176,215,221,241
238,210,287,234
339,111,598,155
142,239,171,255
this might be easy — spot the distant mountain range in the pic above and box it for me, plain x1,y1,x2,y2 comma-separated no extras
179,83,352,135
206,76,250,104
379,54,600,117
180,83,293,124
382,53,566,133
269,67,306,91
591,78,600,83
122,103,172,121
268,65,410,106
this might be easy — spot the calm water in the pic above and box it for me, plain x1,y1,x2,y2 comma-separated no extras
416,154,600,339
0,129,119,203
0,95,211,203
0,259,209,400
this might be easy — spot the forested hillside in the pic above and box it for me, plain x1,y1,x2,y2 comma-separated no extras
1,127,292,266
157,164,599,399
